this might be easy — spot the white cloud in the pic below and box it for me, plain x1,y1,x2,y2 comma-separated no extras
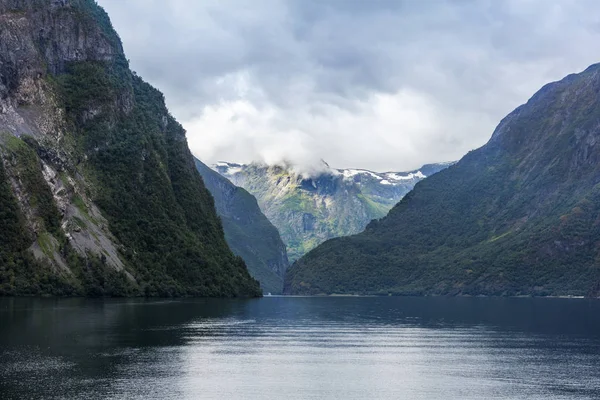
186,87,494,172
98,0,600,171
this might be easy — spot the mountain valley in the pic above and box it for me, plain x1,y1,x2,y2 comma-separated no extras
195,158,289,294
214,161,452,261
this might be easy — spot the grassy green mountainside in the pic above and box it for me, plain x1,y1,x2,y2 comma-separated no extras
216,161,451,261
285,64,600,297
195,158,289,294
0,0,260,297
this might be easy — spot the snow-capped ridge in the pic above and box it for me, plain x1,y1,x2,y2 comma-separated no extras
212,159,454,188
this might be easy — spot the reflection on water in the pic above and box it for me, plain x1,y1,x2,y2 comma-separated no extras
1,297,600,399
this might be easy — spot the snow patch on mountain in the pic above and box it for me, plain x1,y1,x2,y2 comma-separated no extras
386,171,426,181
341,169,383,180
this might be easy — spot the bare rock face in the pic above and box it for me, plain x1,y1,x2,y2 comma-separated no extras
0,0,118,73
0,0,127,273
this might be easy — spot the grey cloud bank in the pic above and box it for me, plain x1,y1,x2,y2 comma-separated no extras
98,0,600,172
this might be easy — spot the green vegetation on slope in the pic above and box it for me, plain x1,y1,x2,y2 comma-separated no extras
195,159,288,294
3,135,63,237
54,58,260,296
286,64,600,297
0,137,135,297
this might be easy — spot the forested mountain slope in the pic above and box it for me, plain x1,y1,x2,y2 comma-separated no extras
195,158,288,294
286,64,600,297
0,0,260,297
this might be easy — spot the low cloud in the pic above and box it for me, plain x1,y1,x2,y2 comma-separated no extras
98,0,600,172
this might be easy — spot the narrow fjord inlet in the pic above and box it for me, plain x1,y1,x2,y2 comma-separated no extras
2,0,600,399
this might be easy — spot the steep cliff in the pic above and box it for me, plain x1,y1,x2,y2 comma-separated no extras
286,64,600,297
195,158,288,294
215,161,451,261
0,0,260,297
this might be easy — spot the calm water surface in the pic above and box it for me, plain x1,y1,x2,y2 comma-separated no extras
1,296,600,399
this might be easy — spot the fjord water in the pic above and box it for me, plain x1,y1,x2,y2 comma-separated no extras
1,297,600,400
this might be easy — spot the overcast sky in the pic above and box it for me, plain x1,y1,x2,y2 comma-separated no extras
98,0,600,172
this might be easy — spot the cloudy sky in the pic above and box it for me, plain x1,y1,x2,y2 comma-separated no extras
98,0,600,172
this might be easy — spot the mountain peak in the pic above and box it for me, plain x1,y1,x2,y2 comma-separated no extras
213,160,456,188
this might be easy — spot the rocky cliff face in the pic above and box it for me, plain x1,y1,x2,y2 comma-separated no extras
285,64,600,297
215,161,452,261
0,0,260,297
195,158,289,294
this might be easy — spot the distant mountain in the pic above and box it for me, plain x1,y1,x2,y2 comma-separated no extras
285,64,600,297
195,158,289,294
214,161,452,261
